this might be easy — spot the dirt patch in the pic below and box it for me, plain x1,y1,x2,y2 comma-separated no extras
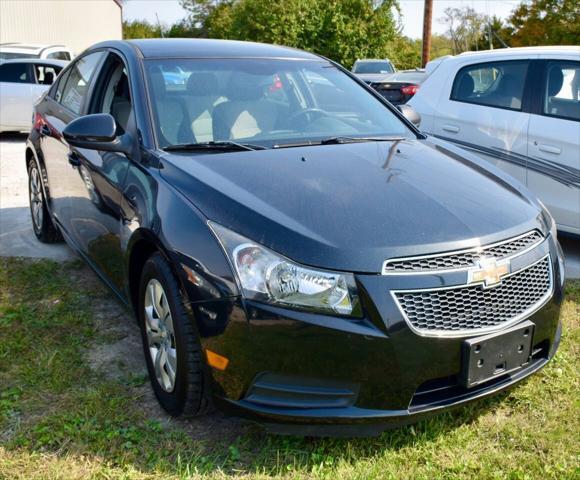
79,264,249,441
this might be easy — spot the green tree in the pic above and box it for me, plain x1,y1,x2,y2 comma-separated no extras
384,36,421,70
122,20,162,39
506,0,579,46
180,0,399,69
166,18,202,37
440,6,487,54
430,34,454,59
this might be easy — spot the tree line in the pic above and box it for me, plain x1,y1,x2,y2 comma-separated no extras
122,0,579,70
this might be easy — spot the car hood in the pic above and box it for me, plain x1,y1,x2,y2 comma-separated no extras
160,138,544,273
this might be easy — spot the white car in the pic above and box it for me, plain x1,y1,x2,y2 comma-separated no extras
409,46,580,236
0,59,67,133
0,43,73,61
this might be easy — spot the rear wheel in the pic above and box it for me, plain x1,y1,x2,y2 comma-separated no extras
138,253,210,417
28,160,61,243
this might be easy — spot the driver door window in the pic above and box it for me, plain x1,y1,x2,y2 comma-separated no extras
94,57,133,133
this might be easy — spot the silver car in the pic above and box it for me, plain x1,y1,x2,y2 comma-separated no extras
0,58,67,133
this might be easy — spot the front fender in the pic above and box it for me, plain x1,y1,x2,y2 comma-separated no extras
122,162,240,337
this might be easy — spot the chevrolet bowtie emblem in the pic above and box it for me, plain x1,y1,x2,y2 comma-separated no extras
468,257,510,288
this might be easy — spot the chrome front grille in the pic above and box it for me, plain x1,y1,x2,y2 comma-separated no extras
393,256,552,336
383,231,543,273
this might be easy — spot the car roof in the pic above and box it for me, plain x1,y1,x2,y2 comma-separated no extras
442,46,579,63
355,59,391,62
93,39,322,60
0,58,68,66
0,43,67,53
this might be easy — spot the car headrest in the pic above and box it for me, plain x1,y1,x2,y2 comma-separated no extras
548,67,564,97
186,72,219,97
499,73,521,96
43,71,55,85
149,68,166,99
226,73,265,101
114,74,130,100
456,73,474,99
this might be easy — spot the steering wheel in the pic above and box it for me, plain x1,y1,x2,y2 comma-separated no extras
287,108,331,124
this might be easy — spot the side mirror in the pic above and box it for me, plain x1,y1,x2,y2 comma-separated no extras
63,113,131,155
397,104,421,128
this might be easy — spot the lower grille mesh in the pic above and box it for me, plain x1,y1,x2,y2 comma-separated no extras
394,256,551,334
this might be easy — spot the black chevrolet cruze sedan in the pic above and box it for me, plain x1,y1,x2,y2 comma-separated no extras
26,39,566,435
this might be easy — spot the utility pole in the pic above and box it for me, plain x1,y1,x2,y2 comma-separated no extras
421,0,433,67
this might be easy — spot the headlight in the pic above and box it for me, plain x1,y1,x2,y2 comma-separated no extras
209,222,361,316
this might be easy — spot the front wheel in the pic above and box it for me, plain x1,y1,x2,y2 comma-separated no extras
28,160,61,243
138,253,210,417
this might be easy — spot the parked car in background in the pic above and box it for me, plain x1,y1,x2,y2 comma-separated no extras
0,43,73,61
26,39,565,436
365,69,428,105
0,58,66,133
351,58,395,83
409,46,580,236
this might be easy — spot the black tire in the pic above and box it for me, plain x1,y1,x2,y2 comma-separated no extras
27,159,62,243
138,252,210,417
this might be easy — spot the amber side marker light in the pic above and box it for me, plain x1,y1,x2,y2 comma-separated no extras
206,349,229,370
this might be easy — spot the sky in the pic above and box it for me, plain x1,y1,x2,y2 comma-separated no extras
122,0,523,40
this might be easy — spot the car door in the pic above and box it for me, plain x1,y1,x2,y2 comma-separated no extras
40,51,106,233
0,62,35,130
527,59,580,235
68,52,133,290
431,58,534,185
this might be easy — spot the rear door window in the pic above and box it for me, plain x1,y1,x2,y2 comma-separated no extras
451,60,529,111
60,51,105,114
0,62,32,83
543,61,579,122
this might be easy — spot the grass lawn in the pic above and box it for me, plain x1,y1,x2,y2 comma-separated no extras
0,257,578,479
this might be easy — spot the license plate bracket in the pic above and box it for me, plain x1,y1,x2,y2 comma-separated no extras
461,321,534,388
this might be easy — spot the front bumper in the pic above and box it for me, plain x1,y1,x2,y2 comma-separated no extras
194,235,565,435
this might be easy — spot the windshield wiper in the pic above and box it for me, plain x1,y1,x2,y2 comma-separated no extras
320,136,406,145
163,141,267,152
273,136,406,149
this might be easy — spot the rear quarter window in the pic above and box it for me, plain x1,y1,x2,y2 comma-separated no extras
47,51,71,61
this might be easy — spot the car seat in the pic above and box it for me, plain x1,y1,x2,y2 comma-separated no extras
212,72,278,141
184,72,223,143
149,68,190,145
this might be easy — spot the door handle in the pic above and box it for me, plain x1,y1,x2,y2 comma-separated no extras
40,124,50,136
442,124,460,133
538,144,561,155
67,152,80,167
126,193,138,210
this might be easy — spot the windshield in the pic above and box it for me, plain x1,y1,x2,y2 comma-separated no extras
144,58,412,149
352,61,394,74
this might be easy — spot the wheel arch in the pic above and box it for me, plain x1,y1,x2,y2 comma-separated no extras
126,228,174,315
25,141,51,202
